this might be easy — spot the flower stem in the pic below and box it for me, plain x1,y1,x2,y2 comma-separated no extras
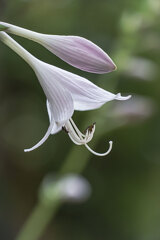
0,31,36,67
0,22,40,41
60,145,91,174
16,155,88,240
15,146,92,240
16,200,60,240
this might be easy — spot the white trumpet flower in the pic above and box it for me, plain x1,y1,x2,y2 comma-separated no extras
0,32,131,156
0,22,116,74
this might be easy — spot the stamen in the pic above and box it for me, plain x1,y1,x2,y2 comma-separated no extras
65,119,112,157
84,129,89,141
84,122,96,134
85,141,113,157
70,118,85,138
62,126,69,133
65,118,95,145
85,124,96,142
24,118,55,152
66,120,84,145
68,132,82,145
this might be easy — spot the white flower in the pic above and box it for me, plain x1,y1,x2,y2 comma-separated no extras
0,22,116,74
0,32,131,156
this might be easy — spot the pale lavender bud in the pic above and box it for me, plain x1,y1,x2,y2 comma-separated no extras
0,22,116,73
39,35,117,74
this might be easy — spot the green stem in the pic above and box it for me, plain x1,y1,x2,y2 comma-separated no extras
15,134,98,240
15,147,91,240
16,200,60,240
60,145,91,175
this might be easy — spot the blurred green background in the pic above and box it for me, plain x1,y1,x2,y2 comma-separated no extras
0,0,160,239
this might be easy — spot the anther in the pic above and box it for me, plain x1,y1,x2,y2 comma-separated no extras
84,122,96,134
62,126,69,134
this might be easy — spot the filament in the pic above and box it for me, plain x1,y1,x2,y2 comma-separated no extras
65,118,95,145
85,141,113,157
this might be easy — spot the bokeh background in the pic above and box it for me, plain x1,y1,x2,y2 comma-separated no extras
0,0,160,239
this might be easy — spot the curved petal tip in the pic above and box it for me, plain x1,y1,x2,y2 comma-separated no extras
24,119,55,152
115,93,132,101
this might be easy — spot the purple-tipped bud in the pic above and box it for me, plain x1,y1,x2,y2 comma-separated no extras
39,35,116,74
0,22,116,73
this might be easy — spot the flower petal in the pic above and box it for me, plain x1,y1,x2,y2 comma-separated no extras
39,63,131,111
46,100,64,134
34,61,74,124
38,35,116,74
24,61,75,151
24,118,55,152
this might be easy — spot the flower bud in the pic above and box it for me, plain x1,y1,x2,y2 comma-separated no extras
38,35,117,74
0,22,116,73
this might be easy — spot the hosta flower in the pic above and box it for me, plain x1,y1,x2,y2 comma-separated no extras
0,22,116,74
0,32,131,156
